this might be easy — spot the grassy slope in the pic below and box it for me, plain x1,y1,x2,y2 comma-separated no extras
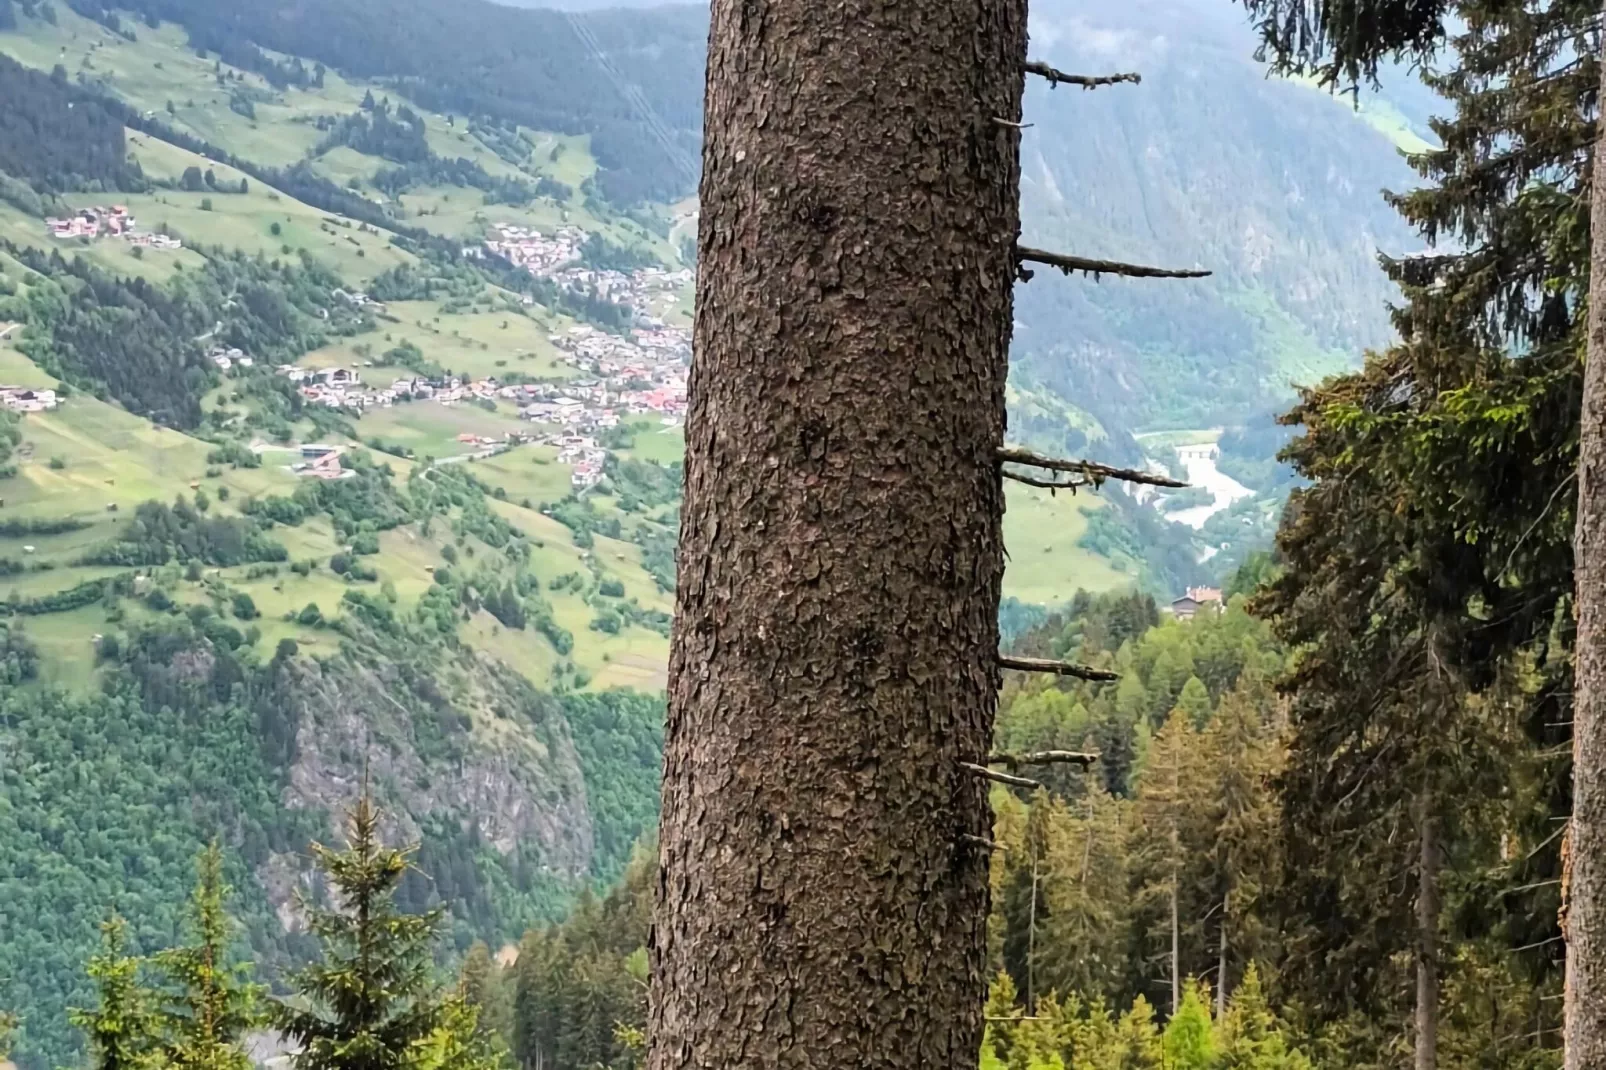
1001,486,1130,603
325,297,578,383
0,349,672,694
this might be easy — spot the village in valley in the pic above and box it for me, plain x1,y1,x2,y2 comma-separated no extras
268,223,693,489
45,205,185,250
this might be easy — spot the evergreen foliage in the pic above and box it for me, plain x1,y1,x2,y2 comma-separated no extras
151,843,262,1070
0,54,143,193
1240,0,1586,1056
274,795,451,1070
68,917,162,1070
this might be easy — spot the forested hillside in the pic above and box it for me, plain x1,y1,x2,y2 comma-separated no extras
58,0,705,203
0,54,142,194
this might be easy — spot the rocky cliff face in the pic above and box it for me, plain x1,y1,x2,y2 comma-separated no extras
259,645,595,933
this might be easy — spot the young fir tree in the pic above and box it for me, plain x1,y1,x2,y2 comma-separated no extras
0,1008,17,1061
1216,964,1311,1070
69,915,162,1070
1161,984,1219,1070
274,795,449,1070
153,841,263,1070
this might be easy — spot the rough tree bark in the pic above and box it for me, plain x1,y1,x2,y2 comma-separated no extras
1572,10,1606,1063
648,0,1027,1065
1415,805,1440,1070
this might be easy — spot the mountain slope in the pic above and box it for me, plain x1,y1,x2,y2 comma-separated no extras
61,0,705,203
1011,0,1420,440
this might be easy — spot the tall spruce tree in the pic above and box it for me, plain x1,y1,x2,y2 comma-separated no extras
274,796,448,1070
1235,0,1588,1060
1039,784,1131,1002
153,841,262,1070
1129,707,1217,1015
1203,679,1281,1015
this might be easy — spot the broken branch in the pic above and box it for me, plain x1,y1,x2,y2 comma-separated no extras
990,750,1100,768
961,834,1007,852
998,654,1120,682
992,117,1034,129
1025,61,1141,89
1002,468,1090,492
997,445,1188,489
961,761,1044,790
1017,245,1212,280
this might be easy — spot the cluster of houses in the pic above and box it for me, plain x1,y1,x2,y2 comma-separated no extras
252,224,697,487
483,224,692,324
0,386,58,414
1169,586,1224,621
483,224,587,276
208,346,255,372
46,206,183,250
283,365,529,412
557,434,608,488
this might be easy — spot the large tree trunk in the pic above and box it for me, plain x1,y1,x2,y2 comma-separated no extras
1572,11,1606,1064
1415,807,1440,1070
648,0,1026,1064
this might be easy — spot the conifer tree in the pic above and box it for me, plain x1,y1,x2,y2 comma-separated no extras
153,841,262,1070
1233,0,1580,1062
1203,680,1281,1012
1217,965,1311,1070
415,993,504,1070
1039,784,1130,1003
69,915,162,1070
1130,707,1215,1014
274,795,448,1070
456,942,511,1053
510,930,561,1070
1111,997,1165,1070
1246,0,1585,1055
1161,984,1218,1070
